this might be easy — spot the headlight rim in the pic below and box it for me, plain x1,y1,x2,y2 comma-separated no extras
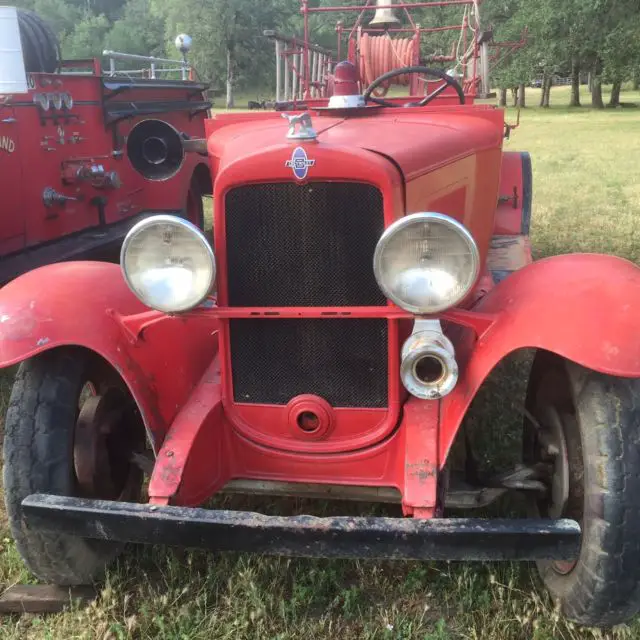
373,211,480,315
120,214,215,314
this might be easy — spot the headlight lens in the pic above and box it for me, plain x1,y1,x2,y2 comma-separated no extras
373,212,480,314
121,215,215,313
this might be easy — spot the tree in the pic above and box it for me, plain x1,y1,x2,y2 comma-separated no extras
63,13,110,58
104,0,165,58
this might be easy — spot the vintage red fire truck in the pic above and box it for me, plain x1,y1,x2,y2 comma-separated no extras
1,0,640,629
0,7,212,283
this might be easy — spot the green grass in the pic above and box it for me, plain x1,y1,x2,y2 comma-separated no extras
0,84,639,639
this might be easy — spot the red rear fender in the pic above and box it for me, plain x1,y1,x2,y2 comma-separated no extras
441,253,640,463
0,262,219,448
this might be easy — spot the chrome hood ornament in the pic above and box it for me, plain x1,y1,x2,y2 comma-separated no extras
282,112,317,141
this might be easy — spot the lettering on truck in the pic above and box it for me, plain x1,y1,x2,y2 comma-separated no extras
0,137,15,153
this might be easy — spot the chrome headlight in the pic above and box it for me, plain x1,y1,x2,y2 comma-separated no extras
121,215,215,313
373,212,480,314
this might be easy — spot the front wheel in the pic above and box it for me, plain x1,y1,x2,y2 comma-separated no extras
3,349,146,585
525,352,640,627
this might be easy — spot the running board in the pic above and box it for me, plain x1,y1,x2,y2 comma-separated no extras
22,494,581,562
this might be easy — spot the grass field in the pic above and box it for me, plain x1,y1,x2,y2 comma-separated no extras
1,85,640,639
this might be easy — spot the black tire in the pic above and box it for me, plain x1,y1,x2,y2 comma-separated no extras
3,349,144,585
525,351,640,627
186,175,204,230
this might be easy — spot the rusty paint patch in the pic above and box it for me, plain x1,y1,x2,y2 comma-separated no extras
405,461,437,484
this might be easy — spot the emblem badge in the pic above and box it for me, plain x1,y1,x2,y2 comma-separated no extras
286,146,315,180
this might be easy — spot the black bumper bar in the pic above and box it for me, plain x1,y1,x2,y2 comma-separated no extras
22,494,581,562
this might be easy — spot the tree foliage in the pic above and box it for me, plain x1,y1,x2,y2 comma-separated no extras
6,0,640,105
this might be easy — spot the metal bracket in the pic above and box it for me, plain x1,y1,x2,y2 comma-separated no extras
281,112,317,140
504,107,521,139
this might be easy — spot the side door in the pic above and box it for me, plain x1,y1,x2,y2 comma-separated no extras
0,106,25,254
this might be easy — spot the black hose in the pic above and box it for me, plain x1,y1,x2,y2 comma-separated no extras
17,9,61,74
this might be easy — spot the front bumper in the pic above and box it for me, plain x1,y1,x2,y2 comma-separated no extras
22,494,580,561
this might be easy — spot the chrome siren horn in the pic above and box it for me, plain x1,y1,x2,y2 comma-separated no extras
126,119,185,181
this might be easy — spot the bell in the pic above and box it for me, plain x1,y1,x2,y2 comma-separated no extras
368,0,401,28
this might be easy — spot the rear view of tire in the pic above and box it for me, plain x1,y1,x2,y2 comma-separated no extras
3,349,145,585
525,352,640,627
186,175,204,230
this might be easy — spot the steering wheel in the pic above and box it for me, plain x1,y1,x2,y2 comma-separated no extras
363,65,465,108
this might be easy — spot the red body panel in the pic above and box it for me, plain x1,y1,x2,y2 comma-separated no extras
0,262,219,449
0,107,24,253
0,68,210,279
3,102,640,520
2,254,640,516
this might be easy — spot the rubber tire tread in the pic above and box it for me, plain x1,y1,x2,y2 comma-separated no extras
533,355,640,626
3,350,121,585
17,9,60,74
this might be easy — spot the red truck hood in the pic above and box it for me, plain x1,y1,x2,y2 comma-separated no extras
207,105,505,181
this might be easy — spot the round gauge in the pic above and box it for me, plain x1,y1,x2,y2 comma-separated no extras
62,92,74,110
50,93,63,110
33,93,50,111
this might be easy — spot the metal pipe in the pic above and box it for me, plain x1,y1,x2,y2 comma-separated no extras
223,479,402,504
363,25,463,33
306,1,478,12
292,53,299,101
264,30,333,56
275,39,282,102
102,50,189,66
303,0,311,99
311,51,318,97
481,40,489,95
284,53,290,101
462,14,468,81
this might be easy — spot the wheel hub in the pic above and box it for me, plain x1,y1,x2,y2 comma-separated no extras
538,406,570,519
74,388,132,499
535,406,580,574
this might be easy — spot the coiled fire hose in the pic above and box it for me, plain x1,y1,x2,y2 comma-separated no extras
17,9,61,74
359,33,415,97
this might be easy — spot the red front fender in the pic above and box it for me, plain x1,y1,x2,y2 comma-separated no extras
441,253,640,463
0,262,219,449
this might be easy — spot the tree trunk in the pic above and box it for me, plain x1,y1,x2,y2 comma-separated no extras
226,46,235,109
511,87,518,107
539,72,547,107
570,58,581,107
633,71,639,91
591,75,604,109
499,87,507,107
543,76,552,107
517,82,526,107
609,79,622,107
